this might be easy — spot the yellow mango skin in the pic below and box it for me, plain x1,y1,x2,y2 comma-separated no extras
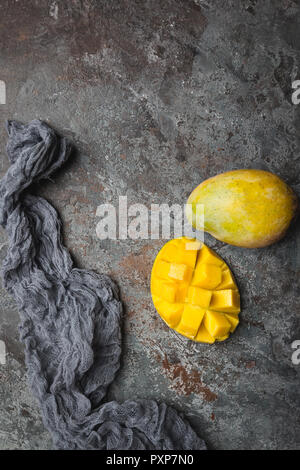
186,169,298,248
150,237,240,343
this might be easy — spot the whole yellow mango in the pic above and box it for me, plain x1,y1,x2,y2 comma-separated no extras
186,169,298,248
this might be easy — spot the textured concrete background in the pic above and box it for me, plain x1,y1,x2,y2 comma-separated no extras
0,0,300,450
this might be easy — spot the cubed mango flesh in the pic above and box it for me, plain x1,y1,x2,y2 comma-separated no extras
225,313,239,332
155,260,192,283
216,268,236,290
210,289,240,313
177,304,206,339
155,260,172,280
152,279,176,303
151,237,240,344
195,323,215,344
184,240,203,252
204,310,231,338
192,263,222,289
197,244,224,267
163,240,199,268
157,300,184,327
169,263,192,282
187,286,212,308
175,283,189,303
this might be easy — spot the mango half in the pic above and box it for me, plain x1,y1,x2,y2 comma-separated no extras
151,237,240,343
186,169,298,248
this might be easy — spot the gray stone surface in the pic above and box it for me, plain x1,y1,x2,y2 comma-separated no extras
0,0,299,450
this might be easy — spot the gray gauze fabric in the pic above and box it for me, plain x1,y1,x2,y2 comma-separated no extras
0,119,206,450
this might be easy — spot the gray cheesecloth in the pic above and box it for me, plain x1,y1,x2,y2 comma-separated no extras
0,120,206,450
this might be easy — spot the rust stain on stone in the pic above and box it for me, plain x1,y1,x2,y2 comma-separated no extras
18,32,30,42
245,360,256,369
75,168,105,194
161,354,217,401
117,243,158,286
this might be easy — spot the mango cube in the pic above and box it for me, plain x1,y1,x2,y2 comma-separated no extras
217,333,229,341
184,240,202,252
155,260,171,280
197,244,224,267
187,286,212,308
162,243,183,264
204,310,231,338
169,263,192,282
161,282,177,303
175,283,189,303
155,260,192,283
163,241,198,268
192,263,222,289
183,251,198,269
225,313,239,332
182,239,201,268
152,279,176,303
177,304,205,339
216,268,236,290
157,300,184,327
195,323,215,344
210,289,240,313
